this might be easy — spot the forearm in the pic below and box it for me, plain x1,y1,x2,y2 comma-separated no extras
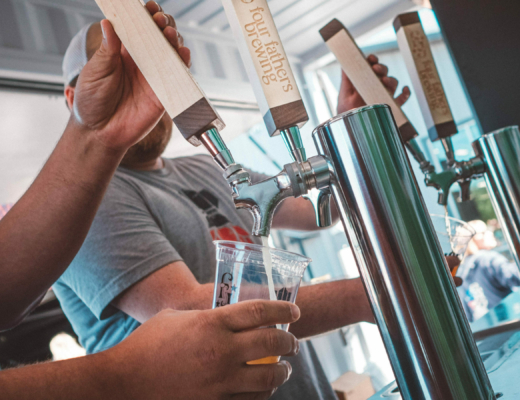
0,351,128,400
113,262,216,324
272,196,340,231
289,278,374,339
0,117,125,329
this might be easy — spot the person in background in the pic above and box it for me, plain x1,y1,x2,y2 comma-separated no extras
52,4,419,400
0,3,300,399
457,220,520,322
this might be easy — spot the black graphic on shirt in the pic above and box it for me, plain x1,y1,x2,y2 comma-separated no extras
182,189,229,228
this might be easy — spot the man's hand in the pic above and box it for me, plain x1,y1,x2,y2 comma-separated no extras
72,1,190,151
337,54,410,114
108,300,300,400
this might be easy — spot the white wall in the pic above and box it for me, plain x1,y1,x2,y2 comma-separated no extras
0,89,69,205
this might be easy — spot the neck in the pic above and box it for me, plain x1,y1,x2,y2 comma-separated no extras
121,157,164,171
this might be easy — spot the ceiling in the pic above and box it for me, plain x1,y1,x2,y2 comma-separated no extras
0,0,420,84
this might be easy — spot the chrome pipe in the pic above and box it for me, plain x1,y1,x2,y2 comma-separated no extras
473,126,520,267
313,104,495,400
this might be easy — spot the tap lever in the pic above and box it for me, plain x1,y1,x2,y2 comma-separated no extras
405,140,435,174
221,0,308,137
320,18,418,142
200,129,235,170
281,127,307,163
394,12,457,142
94,0,225,145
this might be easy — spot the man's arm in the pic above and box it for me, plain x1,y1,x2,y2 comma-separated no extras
114,250,461,340
113,261,374,338
0,301,300,400
0,3,189,330
271,55,410,232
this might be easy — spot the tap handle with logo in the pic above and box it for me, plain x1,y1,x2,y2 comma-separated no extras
394,12,457,142
221,0,308,138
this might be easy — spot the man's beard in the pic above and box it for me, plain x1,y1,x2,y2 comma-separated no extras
121,117,173,166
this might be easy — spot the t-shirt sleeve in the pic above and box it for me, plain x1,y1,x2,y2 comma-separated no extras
59,177,182,320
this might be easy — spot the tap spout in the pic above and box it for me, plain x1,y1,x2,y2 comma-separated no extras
425,156,486,206
228,169,295,237
225,156,334,237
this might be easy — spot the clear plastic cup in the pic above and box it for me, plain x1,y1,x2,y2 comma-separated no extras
430,214,476,275
212,240,310,365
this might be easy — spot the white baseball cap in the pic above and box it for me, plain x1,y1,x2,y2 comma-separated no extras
62,23,94,86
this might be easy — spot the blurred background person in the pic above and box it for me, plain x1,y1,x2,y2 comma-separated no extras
457,220,520,322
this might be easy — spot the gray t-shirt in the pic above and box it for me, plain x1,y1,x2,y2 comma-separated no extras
53,155,336,400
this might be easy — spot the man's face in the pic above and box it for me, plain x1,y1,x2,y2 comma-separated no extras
64,22,173,165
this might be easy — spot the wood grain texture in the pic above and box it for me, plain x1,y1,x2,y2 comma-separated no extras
221,0,308,136
263,100,308,136
393,12,420,32
94,0,224,140
173,98,223,140
320,19,417,142
394,12,456,142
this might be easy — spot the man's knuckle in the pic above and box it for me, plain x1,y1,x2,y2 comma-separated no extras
265,329,281,353
250,302,268,324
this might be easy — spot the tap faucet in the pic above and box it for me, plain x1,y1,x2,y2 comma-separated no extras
393,13,490,207
224,156,333,237
220,0,337,237
424,154,486,205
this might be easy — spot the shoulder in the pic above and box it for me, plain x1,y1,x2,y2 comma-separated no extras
101,169,148,204
165,154,223,175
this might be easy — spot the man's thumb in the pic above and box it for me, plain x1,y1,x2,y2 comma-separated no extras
100,19,121,55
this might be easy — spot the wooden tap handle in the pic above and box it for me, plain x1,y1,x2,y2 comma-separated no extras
221,0,308,136
320,19,418,142
94,0,224,145
394,12,456,142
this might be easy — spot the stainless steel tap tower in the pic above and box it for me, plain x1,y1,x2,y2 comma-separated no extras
392,12,520,270
96,1,496,399
314,105,494,399
474,126,520,266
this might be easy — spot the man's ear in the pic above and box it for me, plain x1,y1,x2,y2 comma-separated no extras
64,85,75,110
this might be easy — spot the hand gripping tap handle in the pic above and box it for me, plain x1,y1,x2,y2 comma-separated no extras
320,19,418,143
319,18,437,174
94,0,235,171
220,0,308,162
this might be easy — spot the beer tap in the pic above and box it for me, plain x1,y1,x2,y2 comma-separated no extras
319,19,436,176
221,0,335,235
393,12,487,206
95,0,243,180
96,0,333,238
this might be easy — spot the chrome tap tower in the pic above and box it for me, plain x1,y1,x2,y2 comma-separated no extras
313,105,494,400
474,126,520,266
